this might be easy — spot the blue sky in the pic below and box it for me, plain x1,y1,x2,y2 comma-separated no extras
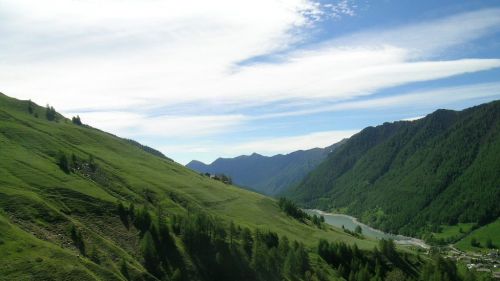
1,0,500,164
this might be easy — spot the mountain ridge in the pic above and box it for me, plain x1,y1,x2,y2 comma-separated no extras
186,142,345,195
286,100,500,236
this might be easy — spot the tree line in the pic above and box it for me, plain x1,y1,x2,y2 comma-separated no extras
115,201,332,281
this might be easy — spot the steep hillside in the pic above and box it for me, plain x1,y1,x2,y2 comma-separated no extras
0,93,373,281
287,101,500,236
187,143,343,196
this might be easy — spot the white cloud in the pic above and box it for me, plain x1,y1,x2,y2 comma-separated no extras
71,111,246,138
253,82,500,119
1,4,499,113
1,2,500,162
327,8,500,58
227,130,357,155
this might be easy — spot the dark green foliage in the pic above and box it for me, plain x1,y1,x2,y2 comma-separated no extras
124,138,173,161
385,269,408,281
45,104,57,121
58,153,70,173
355,225,362,234
72,115,82,125
317,238,421,281
117,201,129,229
171,269,181,281
486,238,494,249
419,255,460,281
217,174,232,184
278,197,309,221
120,260,130,280
28,99,34,114
141,230,160,277
311,214,324,228
470,237,480,247
318,239,387,281
289,101,500,235
89,246,100,264
134,206,152,234
170,211,314,281
187,141,344,195
70,225,86,256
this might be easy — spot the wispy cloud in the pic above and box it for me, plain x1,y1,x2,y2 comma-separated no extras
251,82,500,119
1,1,499,162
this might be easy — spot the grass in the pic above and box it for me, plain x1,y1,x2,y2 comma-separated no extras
455,219,500,252
431,223,475,241
0,93,373,280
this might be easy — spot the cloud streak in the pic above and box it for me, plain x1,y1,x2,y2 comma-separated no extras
1,2,499,162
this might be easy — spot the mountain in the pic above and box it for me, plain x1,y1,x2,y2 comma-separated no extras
0,92,374,281
286,101,500,236
186,143,344,196
1,92,488,281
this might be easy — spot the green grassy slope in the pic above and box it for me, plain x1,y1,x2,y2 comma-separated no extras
287,101,500,236
0,93,370,280
455,219,500,252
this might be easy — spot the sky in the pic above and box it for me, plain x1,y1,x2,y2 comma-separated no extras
1,0,500,164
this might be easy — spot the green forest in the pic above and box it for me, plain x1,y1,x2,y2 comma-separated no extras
287,101,500,238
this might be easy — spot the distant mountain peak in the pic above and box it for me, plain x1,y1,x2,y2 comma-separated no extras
185,141,345,195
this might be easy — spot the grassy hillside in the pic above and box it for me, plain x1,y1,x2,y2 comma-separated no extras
287,101,500,237
455,219,500,252
0,93,374,281
186,143,343,196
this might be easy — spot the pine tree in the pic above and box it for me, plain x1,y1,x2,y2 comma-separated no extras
28,100,34,114
241,227,253,257
117,201,129,229
89,246,100,264
141,231,159,277
72,115,82,125
46,105,56,121
120,259,130,280
171,268,182,281
58,153,70,174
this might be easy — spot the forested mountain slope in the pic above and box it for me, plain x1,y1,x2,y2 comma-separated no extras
187,143,343,196
287,100,500,236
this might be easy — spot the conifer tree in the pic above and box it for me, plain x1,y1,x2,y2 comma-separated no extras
120,259,130,280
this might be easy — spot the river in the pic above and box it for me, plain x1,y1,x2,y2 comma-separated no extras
305,209,429,249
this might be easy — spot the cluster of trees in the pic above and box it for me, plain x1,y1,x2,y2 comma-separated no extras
318,238,493,281
27,99,38,117
57,153,99,176
470,237,496,249
278,198,324,228
72,115,82,125
116,202,181,280
45,104,57,121
171,211,314,281
124,139,172,161
311,213,325,228
341,225,364,239
203,173,232,184
115,201,328,281
278,197,309,221
318,239,393,281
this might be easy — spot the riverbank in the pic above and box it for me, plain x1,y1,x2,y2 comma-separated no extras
306,209,430,249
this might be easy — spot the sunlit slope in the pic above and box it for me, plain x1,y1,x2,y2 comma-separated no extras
0,93,369,280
